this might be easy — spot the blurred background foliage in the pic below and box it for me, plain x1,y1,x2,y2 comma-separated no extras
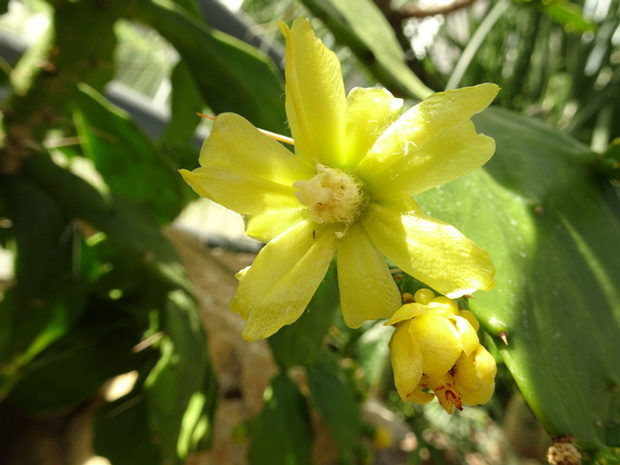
0,0,619,464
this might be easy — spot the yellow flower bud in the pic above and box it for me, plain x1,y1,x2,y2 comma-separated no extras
388,290,497,413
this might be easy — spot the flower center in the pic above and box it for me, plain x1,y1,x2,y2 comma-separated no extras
293,164,367,235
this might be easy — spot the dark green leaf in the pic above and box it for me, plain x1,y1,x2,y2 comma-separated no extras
4,177,74,303
354,323,392,389
268,260,340,369
144,289,216,463
18,153,217,457
589,446,620,465
0,177,88,398
599,138,620,183
416,107,620,450
74,84,185,224
300,0,432,100
95,392,162,465
542,1,595,33
162,59,204,145
134,0,287,133
7,298,149,413
0,0,8,15
158,59,204,196
307,351,362,453
248,372,313,465
22,152,186,288
171,0,201,19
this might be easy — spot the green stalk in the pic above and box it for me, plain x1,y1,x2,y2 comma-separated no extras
446,0,511,90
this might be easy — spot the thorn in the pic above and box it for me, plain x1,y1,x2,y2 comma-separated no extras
197,113,295,145
498,330,509,346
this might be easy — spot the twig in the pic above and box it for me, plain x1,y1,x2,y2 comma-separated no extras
391,0,475,22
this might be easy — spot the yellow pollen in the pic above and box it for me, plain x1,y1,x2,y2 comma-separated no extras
293,164,366,234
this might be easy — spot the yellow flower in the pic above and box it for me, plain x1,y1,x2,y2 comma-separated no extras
180,17,498,341
386,289,497,413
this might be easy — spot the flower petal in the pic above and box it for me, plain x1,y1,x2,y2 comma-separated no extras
245,208,306,242
279,18,346,167
410,314,462,378
409,386,435,405
452,315,480,356
336,224,401,328
362,202,496,298
455,346,496,405
180,113,314,216
230,220,337,341
458,309,480,331
390,321,424,402
358,84,499,198
344,87,403,169
384,303,434,326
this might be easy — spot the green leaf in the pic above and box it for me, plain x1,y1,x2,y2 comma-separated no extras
416,107,620,451
542,1,595,33
3,177,75,306
268,261,340,369
171,0,201,18
18,153,217,458
0,177,88,398
22,152,185,288
307,351,362,454
135,0,287,133
7,298,150,413
87,242,215,464
300,0,432,100
94,390,162,465
599,138,620,183
158,59,204,191
161,59,204,145
0,0,9,15
144,289,217,463
248,372,314,465
354,322,392,389
74,84,185,224
589,446,620,465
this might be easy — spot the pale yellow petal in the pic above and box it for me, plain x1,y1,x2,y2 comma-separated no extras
409,386,435,405
455,346,496,405
457,345,497,388
362,202,496,298
460,382,495,406
384,303,434,326
390,321,424,402
451,315,480,356
244,209,306,242
336,224,401,328
343,87,403,169
458,309,480,331
358,84,499,198
180,166,301,216
181,113,314,215
230,220,337,341
409,314,462,378
279,18,346,166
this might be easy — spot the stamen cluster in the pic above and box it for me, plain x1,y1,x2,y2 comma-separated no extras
294,164,367,237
